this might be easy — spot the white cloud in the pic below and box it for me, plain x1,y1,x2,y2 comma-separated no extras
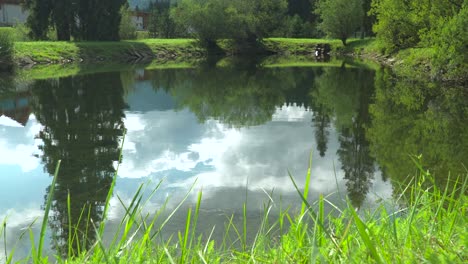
0,115,43,172
0,115,23,127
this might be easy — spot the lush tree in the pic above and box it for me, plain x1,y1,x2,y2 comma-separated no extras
370,0,464,53
25,0,126,41
277,0,319,38
369,0,424,52
431,3,467,80
0,29,14,69
361,0,375,37
171,0,231,49
81,0,126,41
229,0,288,42
315,0,364,45
24,0,52,40
172,0,287,48
119,3,137,40
148,1,181,38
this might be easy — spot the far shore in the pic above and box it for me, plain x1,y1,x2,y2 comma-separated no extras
2,37,465,84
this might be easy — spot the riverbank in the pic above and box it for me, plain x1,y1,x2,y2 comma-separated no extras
2,33,465,83
339,38,467,84
8,37,341,67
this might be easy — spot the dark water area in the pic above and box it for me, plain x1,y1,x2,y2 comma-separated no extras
0,59,466,260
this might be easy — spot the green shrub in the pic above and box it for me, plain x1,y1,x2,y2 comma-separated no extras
136,31,150,40
12,23,31,41
0,27,14,69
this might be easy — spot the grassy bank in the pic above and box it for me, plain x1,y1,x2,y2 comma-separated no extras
13,39,205,65
4,33,466,83
1,158,466,263
340,38,466,83
8,37,346,67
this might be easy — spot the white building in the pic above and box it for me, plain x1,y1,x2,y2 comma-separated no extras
131,10,149,31
0,0,28,26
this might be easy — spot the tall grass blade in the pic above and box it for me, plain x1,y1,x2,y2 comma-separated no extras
67,191,72,258
288,169,343,254
180,207,192,264
349,202,383,264
150,179,198,240
188,190,202,255
3,220,6,262
301,151,313,216
164,247,176,264
37,160,61,261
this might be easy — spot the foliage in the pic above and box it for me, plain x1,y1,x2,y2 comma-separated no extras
24,0,126,41
0,28,14,70
315,0,364,45
278,0,321,38
230,0,288,42
370,0,425,53
148,1,182,38
431,3,468,81
171,0,231,49
0,28,14,56
275,15,317,38
11,23,32,41
370,0,464,55
119,3,137,40
172,0,287,48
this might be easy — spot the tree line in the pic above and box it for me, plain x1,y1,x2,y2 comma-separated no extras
371,0,466,80
23,0,467,78
24,0,374,45
24,0,126,41
143,0,372,46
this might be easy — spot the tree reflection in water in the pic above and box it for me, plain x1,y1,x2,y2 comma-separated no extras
31,72,126,257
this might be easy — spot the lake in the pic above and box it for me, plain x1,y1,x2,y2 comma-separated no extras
0,58,466,260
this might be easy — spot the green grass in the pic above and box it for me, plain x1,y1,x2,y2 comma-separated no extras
11,37,349,66
13,39,204,64
262,38,343,55
1,155,466,264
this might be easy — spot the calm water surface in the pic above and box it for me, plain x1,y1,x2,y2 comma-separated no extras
0,59,466,260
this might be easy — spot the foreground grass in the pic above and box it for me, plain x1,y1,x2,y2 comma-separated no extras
1,156,466,264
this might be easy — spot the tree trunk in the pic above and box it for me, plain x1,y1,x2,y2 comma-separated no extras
341,37,347,46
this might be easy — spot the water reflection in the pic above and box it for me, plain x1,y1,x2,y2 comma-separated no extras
367,69,468,201
1,59,466,261
30,72,126,257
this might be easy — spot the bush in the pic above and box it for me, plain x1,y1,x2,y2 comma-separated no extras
136,31,150,40
432,4,468,81
119,4,137,40
12,23,31,41
0,28,14,70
